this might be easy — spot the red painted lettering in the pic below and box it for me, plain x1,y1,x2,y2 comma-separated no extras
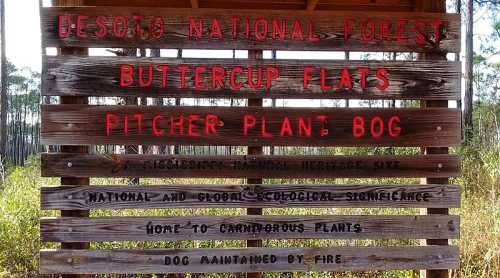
230,67,243,90
338,68,353,89
388,116,401,138
280,117,293,136
303,66,317,89
380,20,391,41
177,65,190,89
105,113,118,136
243,114,256,136
432,19,444,43
248,67,263,89
266,67,280,89
231,16,240,39
376,68,389,91
95,16,108,38
134,113,143,135
361,19,375,42
152,115,164,136
396,19,409,44
320,67,333,91
370,116,384,138
159,65,169,88
414,20,426,45
189,17,203,40
138,65,153,87
170,115,184,135
261,116,273,138
211,66,225,89
272,19,286,40
291,20,304,41
352,116,364,138
133,15,145,38
317,115,329,136
120,65,134,87
358,67,370,90
188,115,201,137
113,16,128,38
58,15,72,38
254,18,268,41
308,20,320,42
76,15,88,38
205,114,219,135
344,18,355,41
150,16,165,39
194,67,207,89
298,117,312,137
209,18,223,39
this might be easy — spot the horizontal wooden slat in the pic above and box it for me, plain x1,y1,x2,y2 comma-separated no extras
42,56,460,100
41,215,459,242
41,106,461,147
82,0,416,11
41,153,461,178
41,7,460,52
41,184,461,210
39,246,459,274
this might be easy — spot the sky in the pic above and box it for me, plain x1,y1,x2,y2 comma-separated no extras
4,1,498,73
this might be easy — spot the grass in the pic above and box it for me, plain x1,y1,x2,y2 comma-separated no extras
0,145,498,278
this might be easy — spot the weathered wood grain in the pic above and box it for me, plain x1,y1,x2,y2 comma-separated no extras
39,246,459,274
40,215,459,242
42,56,461,100
41,153,461,178
41,105,461,147
80,0,417,11
40,184,461,210
40,7,460,52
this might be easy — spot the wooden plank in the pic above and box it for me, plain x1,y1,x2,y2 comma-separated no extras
41,105,461,147
81,0,416,12
41,153,461,178
40,184,461,210
42,56,461,100
39,246,459,274
40,215,459,242
40,7,460,52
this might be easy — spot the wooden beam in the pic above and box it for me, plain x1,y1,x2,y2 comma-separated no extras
306,0,320,10
40,247,460,274
52,1,91,278
416,1,454,278
190,0,199,8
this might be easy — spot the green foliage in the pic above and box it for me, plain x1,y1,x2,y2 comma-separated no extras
0,159,57,277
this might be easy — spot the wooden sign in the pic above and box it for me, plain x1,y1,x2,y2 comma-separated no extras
41,7,461,52
40,184,461,210
40,2,461,276
42,56,461,100
41,215,459,242
41,105,461,147
41,153,460,178
40,246,459,274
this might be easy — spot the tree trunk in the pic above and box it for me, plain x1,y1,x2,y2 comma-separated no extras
464,0,474,141
0,0,8,163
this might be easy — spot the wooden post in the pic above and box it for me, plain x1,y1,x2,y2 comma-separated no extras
53,1,90,278
247,49,263,278
417,1,450,278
